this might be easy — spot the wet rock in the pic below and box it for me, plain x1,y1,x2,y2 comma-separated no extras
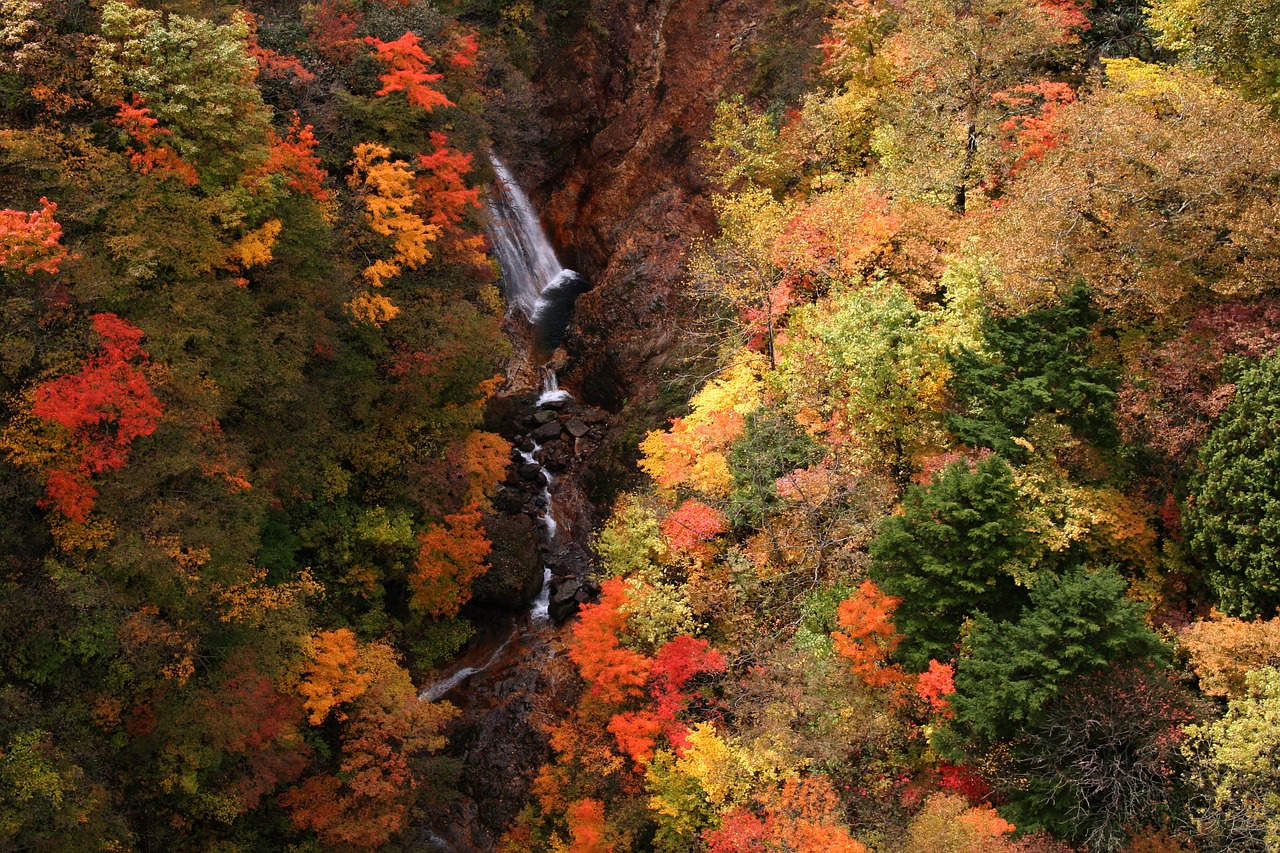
532,421,562,442
471,513,542,610
565,417,590,438
518,462,542,480
533,409,559,425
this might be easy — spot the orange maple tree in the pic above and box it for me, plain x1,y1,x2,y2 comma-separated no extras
365,32,453,111
0,196,71,274
112,95,200,185
832,580,907,688
569,577,652,704
410,500,491,617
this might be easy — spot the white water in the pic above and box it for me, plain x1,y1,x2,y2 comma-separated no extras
419,632,515,702
519,442,557,622
536,367,573,406
487,154,574,321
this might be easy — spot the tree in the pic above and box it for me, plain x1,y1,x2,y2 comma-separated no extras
951,566,1169,741
365,32,453,112
1184,351,1280,617
1183,667,1280,851
1180,611,1280,699
7,313,163,524
0,197,71,274
1005,666,1200,851
780,282,965,487
831,580,907,688
868,456,1034,670
569,578,653,704
868,0,1087,211
1147,0,1280,110
410,500,491,617
984,60,1280,316
948,285,1118,457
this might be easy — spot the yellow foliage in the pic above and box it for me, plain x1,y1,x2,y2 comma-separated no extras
675,723,750,808
349,142,440,289
213,567,323,624
347,290,401,326
639,351,765,497
228,218,281,269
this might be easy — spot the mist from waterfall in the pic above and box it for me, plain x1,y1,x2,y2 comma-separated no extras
486,153,589,345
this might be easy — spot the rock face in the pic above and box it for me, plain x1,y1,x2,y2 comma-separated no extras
524,0,773,410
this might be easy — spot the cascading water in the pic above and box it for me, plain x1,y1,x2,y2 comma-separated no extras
486,153,590,348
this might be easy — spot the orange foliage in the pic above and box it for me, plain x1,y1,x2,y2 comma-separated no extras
917,659,956,717
365,32,453,111
297,627,370,725
0,196,70,274
705,775,867,853
661,499,728,555
607,709,666,765
30,313,163,523
284,640,455,849
256,114,330,204
992,82,1077,176
411,500,491,617
1180,610,1280,698
245,13,315,85
414,131,485,266
832,580,907,688
112,95,199,185
569,577,653,704
565,798,615,853
448,32,480,68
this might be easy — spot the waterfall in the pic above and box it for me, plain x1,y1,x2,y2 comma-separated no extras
518,442,557,623
486,153,589,345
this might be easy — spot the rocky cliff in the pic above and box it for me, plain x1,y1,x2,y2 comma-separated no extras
525,0,778,410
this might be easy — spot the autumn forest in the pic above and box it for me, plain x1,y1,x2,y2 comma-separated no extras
1,0,1280,849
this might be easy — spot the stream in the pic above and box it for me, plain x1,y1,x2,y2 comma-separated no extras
417,153,601,851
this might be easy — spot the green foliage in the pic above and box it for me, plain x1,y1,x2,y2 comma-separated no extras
948,286,1119,458
951,566,1169,741
727,407,822,529
1184,666,1280,850
1185,352,1280,617
1147,0,1280,110
869,456,1034,670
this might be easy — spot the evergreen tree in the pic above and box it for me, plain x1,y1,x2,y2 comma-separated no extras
947,285,1118,458
951,565,1169,741
868,456,1033,670
1185,351,1280,617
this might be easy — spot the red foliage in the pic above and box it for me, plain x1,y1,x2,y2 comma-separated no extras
661,499,728,555
306,0,362,63
1118,296,1280,464
414,132,480,230
652,634,726,717
206,659,310,811
0,197,70,274
31,313,163,522
605,634,725,765
993,82,1077,174
569,577,652,704
916,659,956,717
832,580,907,688
113,95,199,185
705,809,770,853
566,798,614,853
448,32,480,68
938,761,994,804
366,32,453,112
245,13,315,85
607,708,666,765
256,114,331,203
411,500,492,617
